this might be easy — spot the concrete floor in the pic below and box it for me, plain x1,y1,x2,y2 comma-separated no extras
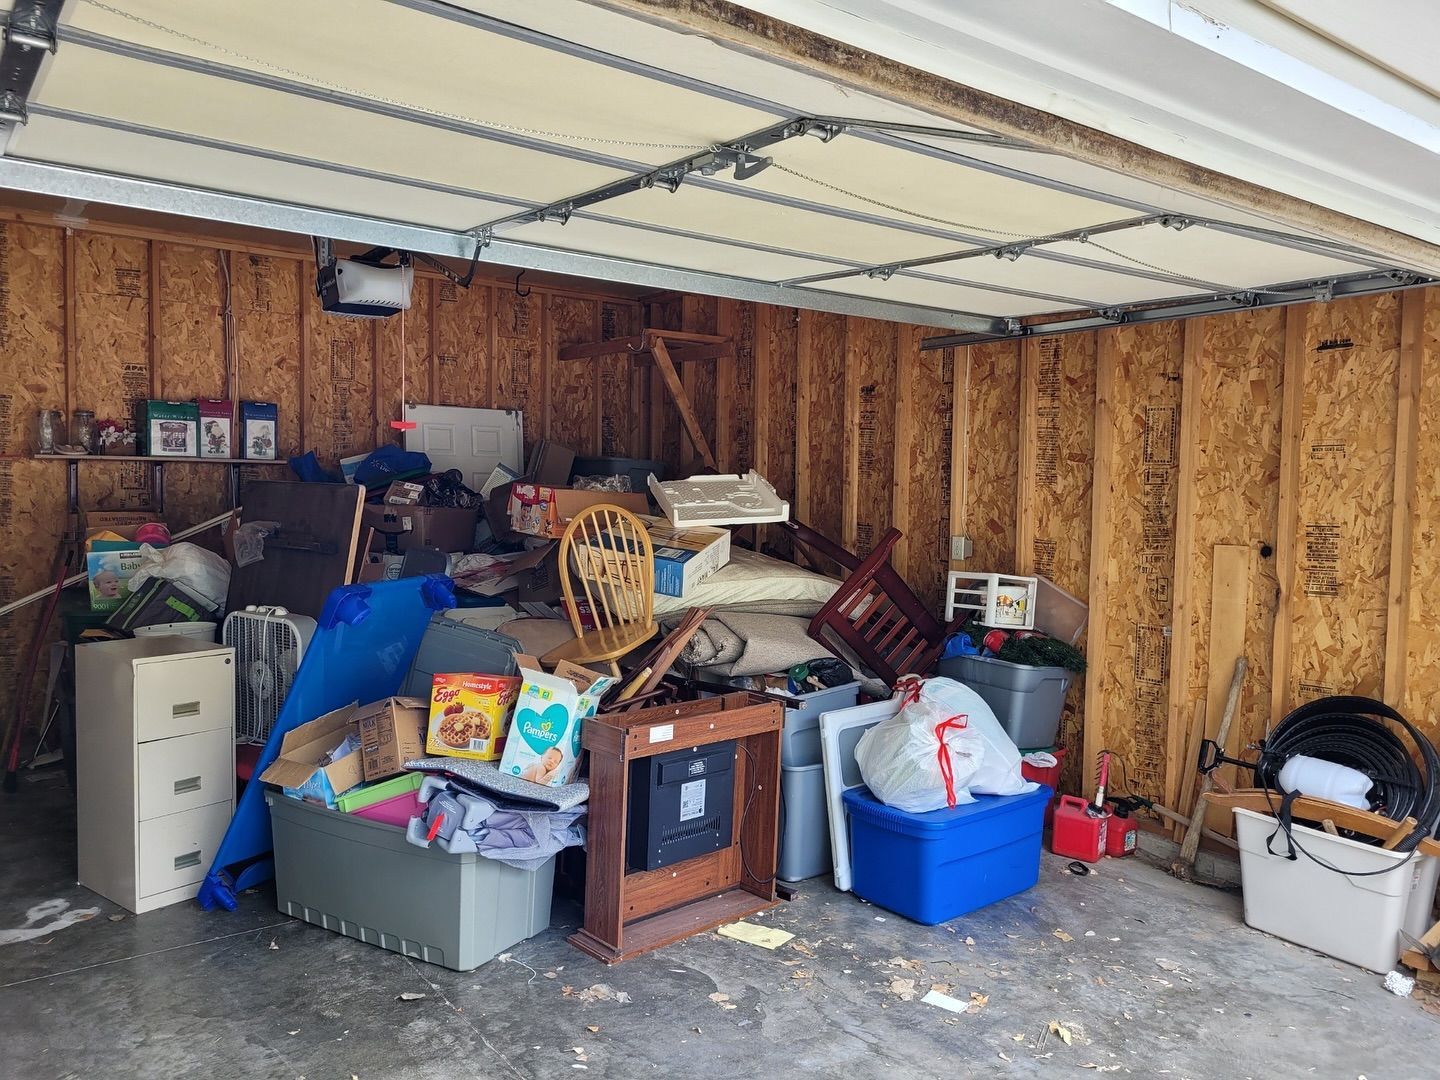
4,768,1435,1080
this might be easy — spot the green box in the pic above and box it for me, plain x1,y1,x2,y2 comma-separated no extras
137,400,199,456
333,770,424,814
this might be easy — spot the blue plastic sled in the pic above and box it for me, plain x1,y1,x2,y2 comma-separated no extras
197,574,454,911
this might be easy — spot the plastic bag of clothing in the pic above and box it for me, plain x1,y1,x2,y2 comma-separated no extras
404,776,585,869
423,468,484,510
854,683,985,812
128,542,231,609
918,677,1037,797
354,444,431,489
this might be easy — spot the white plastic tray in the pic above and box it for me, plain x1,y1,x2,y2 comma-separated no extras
819,698,900,892
648,470,790,527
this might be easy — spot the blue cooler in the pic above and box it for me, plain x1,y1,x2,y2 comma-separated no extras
843,785,1049,925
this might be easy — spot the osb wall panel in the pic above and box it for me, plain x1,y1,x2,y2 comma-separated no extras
1404,289,1440,730
796,310,847,552
894,328,954,613
154,243,225,401
304,284,376,466
234,254,303,458
0,223,67,736
434,281,491,408
1089,323,1184,797
682,294,719,460
1287,295,1400,705
1016,333,1092,789
714,299,756,475
597,300,640,458
846,318,898,558
374,273,434,446
1176,309,1283,797
755,304,799,560
493,287,543,454
546,295,600,455
960,342,1022,576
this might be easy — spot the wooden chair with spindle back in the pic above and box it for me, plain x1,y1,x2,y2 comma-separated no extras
541,503,658,673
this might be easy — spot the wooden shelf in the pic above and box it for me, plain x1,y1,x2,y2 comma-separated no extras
33,454,289,465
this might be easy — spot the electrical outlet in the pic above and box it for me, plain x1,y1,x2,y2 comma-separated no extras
950,535,973,561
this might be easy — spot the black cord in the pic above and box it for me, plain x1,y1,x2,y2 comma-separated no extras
738,742,775,887
1260,783,1419,878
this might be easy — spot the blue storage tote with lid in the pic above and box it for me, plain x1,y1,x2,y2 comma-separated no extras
843,784,1049,925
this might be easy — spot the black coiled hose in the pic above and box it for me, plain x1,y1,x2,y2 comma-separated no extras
1256,695,1440,852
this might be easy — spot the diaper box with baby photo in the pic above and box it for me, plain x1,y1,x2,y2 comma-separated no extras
498,659,617,788
426,672,522,761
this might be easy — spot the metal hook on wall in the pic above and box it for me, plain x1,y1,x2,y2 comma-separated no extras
513,269,532,298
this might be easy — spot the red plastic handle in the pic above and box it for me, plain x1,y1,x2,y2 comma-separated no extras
1057,795,1091,812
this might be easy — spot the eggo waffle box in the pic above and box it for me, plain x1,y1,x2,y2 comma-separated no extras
426,672,522,761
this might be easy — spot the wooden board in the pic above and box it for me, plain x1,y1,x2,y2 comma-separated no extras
493,286,545,456
1404,288,1440,740
596,300,641,458
1286,295,1400,706
681,294,718,459
72,233,151,440
713,299,756,474
226,481,363,619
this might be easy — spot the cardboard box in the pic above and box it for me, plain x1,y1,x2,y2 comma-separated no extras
138,400,199,457
355,696,430,781
258,702,365,807
646,519,730,597
507,484,648,539
451,547,550,597
499,659,616,787
384,480,426,506
363,504,477,554
426,672,522,761
197,398,233,458
241,400,278,459
83,512,164,612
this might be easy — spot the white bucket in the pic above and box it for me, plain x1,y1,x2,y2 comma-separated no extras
132,620,217,642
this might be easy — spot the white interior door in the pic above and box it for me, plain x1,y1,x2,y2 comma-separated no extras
403,405,524,492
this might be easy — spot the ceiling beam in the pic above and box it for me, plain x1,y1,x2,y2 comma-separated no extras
591,0,1440,276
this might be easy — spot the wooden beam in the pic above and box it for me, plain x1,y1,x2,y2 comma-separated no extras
795,309,814,524
891,324,917,580
1164,319,1204,811
752,305,772,485
63,228,76,425
1015,337,1039,574
557,334,647,362
651,336,718,471
668,341,736,364
371,317,384,446
1204,790,1440,858
427,277,440,406
1270,306,1307,724
1082,329,1118,800
1384,289,1426,706
648,328,730,345
147,240,160,399
595,0,1440,273
947,345,968,570
298,259,311,454
1191,545,1252,828
842,317,861,551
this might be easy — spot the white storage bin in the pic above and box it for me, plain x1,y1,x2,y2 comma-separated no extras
945,572,1037,629
1233,807,1440,971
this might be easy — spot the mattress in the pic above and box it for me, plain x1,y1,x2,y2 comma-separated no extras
651,546,841,617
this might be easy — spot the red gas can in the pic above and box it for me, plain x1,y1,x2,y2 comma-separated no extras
1050,794,1108,862
1104,806,1138,857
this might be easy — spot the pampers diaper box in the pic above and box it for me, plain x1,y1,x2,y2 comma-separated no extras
499,660,617,787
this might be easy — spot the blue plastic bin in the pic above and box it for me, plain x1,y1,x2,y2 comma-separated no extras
843,784,1050,925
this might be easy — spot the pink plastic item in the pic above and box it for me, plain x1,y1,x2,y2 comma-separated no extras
351,790,424,828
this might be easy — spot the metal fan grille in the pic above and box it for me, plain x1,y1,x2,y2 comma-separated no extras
224,613,303,744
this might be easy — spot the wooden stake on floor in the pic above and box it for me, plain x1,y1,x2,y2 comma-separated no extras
1176,656,1246,876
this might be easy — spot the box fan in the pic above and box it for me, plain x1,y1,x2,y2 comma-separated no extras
222,606,316,747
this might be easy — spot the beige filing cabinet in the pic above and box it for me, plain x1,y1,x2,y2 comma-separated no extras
76,636,235,913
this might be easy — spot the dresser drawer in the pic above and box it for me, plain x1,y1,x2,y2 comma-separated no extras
137,800,232,899
137,731,233,822
135,653,233,742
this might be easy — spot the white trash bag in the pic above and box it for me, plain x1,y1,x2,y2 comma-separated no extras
128,542,231,609
920,677,1037,797
854,681,985,813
